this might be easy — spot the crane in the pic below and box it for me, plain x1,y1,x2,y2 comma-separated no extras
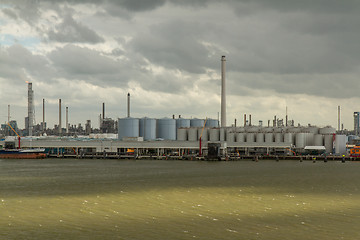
7,122,21,149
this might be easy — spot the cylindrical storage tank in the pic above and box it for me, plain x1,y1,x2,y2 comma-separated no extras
314,134,324,146
176,118,190,129
288,127,302,133
284,133,294,144
157,118,176,140
265,133,274,143
246,133,255,143
319,127,336,134
295,133,306,148
275,133,283,142
209,128,220,141
324,134,334,153
304,126,319,134
139,117,156,141
236,133,245,142
205,119,219,128
188,128,198,141
177,128,188,141
256,132,264,143
118,117,139,140
220,128,226,141
227,132,235,142
305,132,315,146
190,118,205,128
199,128,208,141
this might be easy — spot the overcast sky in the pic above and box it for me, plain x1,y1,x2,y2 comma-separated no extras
1,0,359,130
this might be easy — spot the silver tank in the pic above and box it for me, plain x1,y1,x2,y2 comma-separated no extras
256,133,264,143
118,117,139,140
324,134,334,153
176,118,190,129
209,128,220,141
190,118,205,128
319,126,336,134
236,133,245,142
314,134,324,146
188,128,198,141
306,133,315,146
275,133,283,142
177,128,188,141
284,133,294,144
246,133,255,143
205,119,219,128
139,117,156,141
157,118,176,140
227,132,235,142
304,126,319,134
199,128,208,141
265,133,274,143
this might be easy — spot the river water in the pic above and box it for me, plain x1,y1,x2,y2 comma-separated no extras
0,159,359,240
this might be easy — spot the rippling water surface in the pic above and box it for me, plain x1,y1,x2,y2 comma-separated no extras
1,159,360,239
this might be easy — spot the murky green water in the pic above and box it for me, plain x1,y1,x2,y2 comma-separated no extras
1,159,360,239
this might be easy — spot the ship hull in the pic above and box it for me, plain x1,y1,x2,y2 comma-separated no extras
0,149,46,159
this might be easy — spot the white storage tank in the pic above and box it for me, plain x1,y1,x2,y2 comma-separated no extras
209,128,220,141
188,128,198,141
177,128,188,141
305,133,315,146
284,133,294,144
335,135,347,155
190,118,205,128
324,134,334,154
118,117,139,140
205,119,219,128
139,117,156,141
275,133,283,143
314,134,324,146
176,118,190,129
265,133,274,143
295,133,306,148
157,118,176,140
227,132,235,142
199,128,208,141
319,126,336,134
236,133,245,142
304,126,319,134
256,133,264,143
246,133,255,143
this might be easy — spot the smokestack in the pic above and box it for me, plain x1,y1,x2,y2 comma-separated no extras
221,56,226,127
249,114,252,126
59,99,62,135
8,105,10,123
42,99,45,131
286,106,288,127
102,103,105,120
244,114,246,127
234,118,237,127
338,106,341,131
127,93,130,118
66,107,69,134
27,82,34,136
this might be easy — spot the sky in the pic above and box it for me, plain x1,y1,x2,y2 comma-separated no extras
0,0,359,130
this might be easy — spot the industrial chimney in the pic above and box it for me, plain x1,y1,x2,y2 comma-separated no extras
127,93,130,118
102,103,105,120
221,56,226,127
59,99,62,135
27,82,34,136
66,107,69,134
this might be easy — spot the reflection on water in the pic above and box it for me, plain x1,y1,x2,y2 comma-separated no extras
1,159,360,239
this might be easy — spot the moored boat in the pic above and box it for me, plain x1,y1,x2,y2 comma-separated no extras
0,148,46,159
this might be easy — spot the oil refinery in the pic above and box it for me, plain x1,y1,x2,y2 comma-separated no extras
0,56,356,160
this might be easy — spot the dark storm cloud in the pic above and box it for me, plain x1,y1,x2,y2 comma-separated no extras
47,14,104,43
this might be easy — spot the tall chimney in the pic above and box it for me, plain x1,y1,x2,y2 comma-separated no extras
102,102,105,120
221,56,226,127
338,106,341,131
42,99,45,131
59,99,62,135
66,107,69,134
249,114,252,126
127,93,130,118
28,82,34,136
8,105,10,123
244,114,247,127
